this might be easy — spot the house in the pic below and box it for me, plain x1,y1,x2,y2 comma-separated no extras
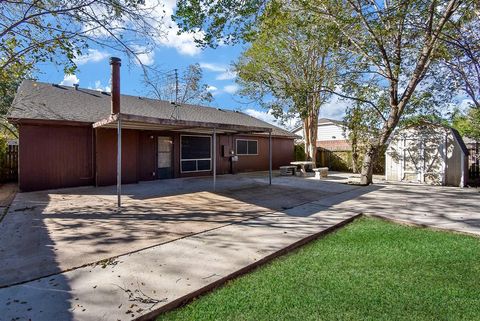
292,118,350,151
292,118,355,171
8,60,296,192
385,123,468,187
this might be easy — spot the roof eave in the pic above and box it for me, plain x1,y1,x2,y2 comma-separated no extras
93,113,274,134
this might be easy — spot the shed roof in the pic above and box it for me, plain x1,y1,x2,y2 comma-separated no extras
9,80,296,138
389,122,469,156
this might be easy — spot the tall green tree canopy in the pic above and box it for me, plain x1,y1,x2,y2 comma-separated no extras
234,2,342,161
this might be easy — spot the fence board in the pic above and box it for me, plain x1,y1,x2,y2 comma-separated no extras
1,145,18,182
467,142,479,186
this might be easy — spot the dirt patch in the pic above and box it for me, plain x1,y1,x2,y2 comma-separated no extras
0,183,17,207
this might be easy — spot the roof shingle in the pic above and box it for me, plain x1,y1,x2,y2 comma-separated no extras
9,80,296,138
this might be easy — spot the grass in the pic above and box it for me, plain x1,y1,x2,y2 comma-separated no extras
157,217,480,321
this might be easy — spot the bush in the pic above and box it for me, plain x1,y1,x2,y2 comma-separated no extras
294,144,306,161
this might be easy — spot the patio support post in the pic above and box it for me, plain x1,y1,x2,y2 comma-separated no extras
269,130,272,185
213,128,216,191
117,116,122,208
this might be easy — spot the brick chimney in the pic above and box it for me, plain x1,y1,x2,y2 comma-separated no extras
110,57,121,115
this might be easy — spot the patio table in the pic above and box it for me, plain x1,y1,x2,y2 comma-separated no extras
290,161,315,176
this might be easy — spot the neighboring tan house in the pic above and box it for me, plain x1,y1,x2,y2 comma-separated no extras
385,123,468,187
8,75,296,192
292,118,350,151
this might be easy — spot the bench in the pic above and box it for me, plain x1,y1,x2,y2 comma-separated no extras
279,165,297,176
313,167,328,179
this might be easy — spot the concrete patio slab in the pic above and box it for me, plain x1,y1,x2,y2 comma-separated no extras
0,174,359,288
0,201,360,321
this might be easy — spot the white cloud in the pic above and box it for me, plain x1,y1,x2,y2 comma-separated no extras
319,95,349,120
199,62,226,72
223,84,239,94
60,74,79,86
206,85,218,92
89,80,111,92
200,62,237,81
216,70,237,80
81,0,202,57
132,45,155,66
153,0,203,56
73,49,109,65
159,29,202,56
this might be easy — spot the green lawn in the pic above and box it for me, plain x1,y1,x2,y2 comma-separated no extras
157,217,480,321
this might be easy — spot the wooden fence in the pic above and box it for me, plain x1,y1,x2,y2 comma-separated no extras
1,144,18,182
467,142,479,186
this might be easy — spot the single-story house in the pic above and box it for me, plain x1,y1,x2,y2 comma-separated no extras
385,122,468,187
8,61,296,192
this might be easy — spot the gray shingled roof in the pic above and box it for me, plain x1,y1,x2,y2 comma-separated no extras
8,80,296,138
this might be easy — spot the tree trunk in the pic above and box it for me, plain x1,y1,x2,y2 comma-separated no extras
350,131,359,173
360,144,378,185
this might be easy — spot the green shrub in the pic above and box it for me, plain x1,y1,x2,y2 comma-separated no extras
294,144,306,161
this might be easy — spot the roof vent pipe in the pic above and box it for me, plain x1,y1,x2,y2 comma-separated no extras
73,83,79,90
110,57,121,115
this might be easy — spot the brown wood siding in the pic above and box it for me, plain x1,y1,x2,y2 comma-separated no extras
18,123,294,191
18,124,94,191
95,128,139,186
232,135,294,172
138,131,157,181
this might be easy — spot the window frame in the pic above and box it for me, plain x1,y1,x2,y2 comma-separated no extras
180,135,212,173
236,139,259,156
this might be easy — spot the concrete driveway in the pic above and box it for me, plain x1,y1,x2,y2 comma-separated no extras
0,174,356,288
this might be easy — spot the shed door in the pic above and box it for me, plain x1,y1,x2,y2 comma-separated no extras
157,136,173,179
403,138,423,182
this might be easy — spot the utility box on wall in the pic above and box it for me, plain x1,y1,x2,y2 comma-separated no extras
221,145,235,157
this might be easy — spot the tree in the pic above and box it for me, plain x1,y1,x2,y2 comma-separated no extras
234,3,341,162
143,63,213,105
1,1,164,73
304,0,476,184
0,0,165,129
0,60,30,137
452,106,480,140
175,0,476,185
440,10,480,108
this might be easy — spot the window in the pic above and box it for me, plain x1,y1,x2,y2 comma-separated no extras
181,135,212,172
236,139,258,155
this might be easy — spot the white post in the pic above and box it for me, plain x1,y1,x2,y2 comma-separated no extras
269,130,272,185
117,116,122,208
213,128,216,191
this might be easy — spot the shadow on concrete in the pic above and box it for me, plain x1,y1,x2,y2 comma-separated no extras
0,191,73,320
